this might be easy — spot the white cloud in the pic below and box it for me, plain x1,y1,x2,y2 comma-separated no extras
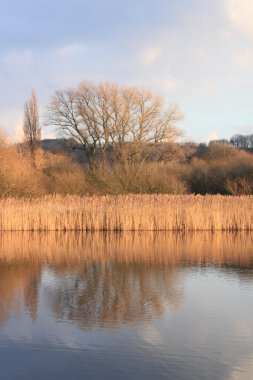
138,325,163,346
233,50,253,70
207,131,219,142
141,46,162,66
58,43,83,56
226,0,253,38
1,49,34,68
202,81,219,95
1,2,253,142
152,77,180,93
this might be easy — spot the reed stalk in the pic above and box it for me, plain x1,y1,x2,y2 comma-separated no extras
0,195,252,231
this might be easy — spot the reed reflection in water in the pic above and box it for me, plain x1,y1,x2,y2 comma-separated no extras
0,232,253,380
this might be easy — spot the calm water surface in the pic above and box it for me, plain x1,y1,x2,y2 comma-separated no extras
0,232,253,380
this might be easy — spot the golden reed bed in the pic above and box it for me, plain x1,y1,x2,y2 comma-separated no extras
0,195,253,231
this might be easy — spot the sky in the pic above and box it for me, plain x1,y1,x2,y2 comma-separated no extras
0,0,253,142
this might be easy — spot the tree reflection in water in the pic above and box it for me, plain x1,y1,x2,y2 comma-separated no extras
46,262,183,329
0,264,41,324
0,231,252,328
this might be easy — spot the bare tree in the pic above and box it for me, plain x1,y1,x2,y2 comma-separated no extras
230,134,253,150
23,91,41,155
46,82,183,166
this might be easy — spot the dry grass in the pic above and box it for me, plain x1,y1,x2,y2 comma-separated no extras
0,195,253,231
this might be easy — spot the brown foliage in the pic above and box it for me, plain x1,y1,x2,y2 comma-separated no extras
189,151,253,195
38,150,87,195
89,161,188,195
0,146,44,197
0,144,87,197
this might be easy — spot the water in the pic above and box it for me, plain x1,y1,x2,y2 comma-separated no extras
0,232,253,380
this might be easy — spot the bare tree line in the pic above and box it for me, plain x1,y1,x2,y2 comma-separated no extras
22,83,252,168
209,135,253,150
0,81,249,197
230,134,253,150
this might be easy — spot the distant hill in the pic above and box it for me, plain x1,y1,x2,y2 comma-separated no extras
40,139,87,163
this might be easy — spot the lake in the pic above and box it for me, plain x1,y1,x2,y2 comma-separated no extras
0,232,253,380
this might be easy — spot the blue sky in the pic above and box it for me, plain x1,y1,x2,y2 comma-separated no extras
0,0,253,142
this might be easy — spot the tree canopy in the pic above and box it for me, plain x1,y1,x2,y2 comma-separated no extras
46,82,183,165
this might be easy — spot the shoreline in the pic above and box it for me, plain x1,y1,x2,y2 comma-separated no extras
0,194,252,231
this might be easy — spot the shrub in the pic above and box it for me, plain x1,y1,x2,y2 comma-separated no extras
88,162,188,195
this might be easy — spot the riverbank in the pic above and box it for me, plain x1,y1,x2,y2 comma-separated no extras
0,195,252,231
